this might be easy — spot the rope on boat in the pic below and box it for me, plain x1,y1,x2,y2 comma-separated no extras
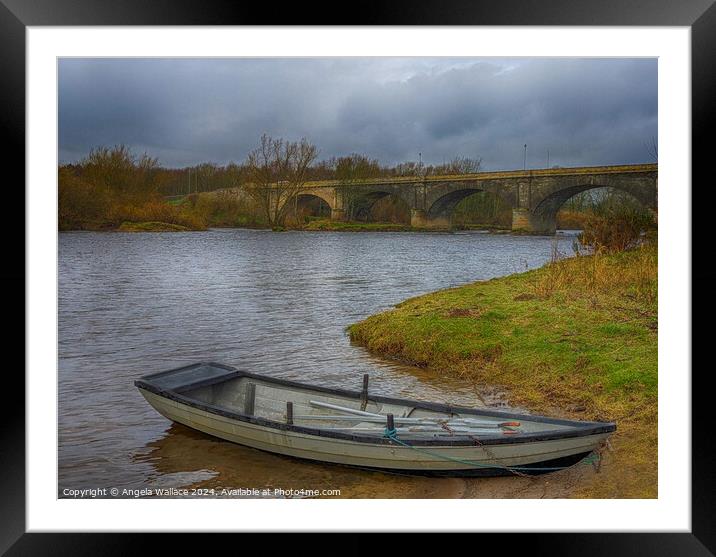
383,427,601,474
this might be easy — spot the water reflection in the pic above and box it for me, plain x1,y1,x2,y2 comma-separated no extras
136,423,464,498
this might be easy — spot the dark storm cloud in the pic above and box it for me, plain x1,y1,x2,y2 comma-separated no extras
59,58,657,170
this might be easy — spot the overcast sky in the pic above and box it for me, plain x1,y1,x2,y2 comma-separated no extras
58,57,657,170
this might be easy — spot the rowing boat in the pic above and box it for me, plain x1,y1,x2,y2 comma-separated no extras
135,362,615,476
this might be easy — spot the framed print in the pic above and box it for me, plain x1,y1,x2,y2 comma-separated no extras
4,0,713,553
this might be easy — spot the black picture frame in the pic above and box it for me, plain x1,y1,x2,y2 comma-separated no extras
3,0,712,554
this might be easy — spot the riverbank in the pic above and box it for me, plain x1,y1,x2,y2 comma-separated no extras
61,220,205,232
64,218,512,234
349,242,657,498
300,220,511,233
117,221,194,232
301,220,413,232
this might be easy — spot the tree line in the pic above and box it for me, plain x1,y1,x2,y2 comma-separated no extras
59,136,488,229
155,149,484,197
58,136,649,231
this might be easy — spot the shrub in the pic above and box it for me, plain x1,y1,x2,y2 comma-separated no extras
58,168,112,229
556,210,590,230
578,206,655,253
187,190,268,228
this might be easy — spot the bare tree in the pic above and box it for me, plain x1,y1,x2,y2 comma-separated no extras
393,161,420,177
83,144,164,202
243,134,318,227
440,156,483,175
420,156,483,176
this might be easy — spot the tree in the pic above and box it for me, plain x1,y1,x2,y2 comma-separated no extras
58,165,111,229
333,153,382,220
81,144,164,202
392,161,419,177
243,134,318,227
432,156,483,175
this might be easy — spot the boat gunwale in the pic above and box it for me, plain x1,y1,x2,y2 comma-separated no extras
134,361,616,447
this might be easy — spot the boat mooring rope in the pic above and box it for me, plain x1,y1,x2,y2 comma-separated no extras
383,427,601,474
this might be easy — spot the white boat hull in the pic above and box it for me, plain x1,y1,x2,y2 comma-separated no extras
139,388,610,474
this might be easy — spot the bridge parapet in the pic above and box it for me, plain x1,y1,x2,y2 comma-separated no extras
299,163,657,189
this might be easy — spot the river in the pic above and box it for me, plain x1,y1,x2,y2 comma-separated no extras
59,228,587,498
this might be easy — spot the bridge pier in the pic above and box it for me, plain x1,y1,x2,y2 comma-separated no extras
410,209,452,229
511,208,556,235
511,208,532,232
410,209,428,228
330,208,346,221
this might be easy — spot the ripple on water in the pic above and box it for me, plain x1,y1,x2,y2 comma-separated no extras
58,229,579,497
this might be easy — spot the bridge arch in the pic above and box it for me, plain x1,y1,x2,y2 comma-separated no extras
282,192,334,225
352,190,412,223
426,186,515,229
296,193,332,215
530,182,656,234
294,190,335,211
352,191,392,220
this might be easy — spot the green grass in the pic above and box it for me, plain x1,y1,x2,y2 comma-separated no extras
349,243,657,498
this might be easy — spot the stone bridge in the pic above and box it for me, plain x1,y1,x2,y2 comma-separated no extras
221,164,658,234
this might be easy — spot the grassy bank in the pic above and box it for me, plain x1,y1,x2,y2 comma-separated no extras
117,221,192,232
349,243,657,498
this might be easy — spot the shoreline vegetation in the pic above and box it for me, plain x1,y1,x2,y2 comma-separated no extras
348,241,657,498
60,200,641,237
58,191,637,234
68,219,512,234
59,143,646,234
